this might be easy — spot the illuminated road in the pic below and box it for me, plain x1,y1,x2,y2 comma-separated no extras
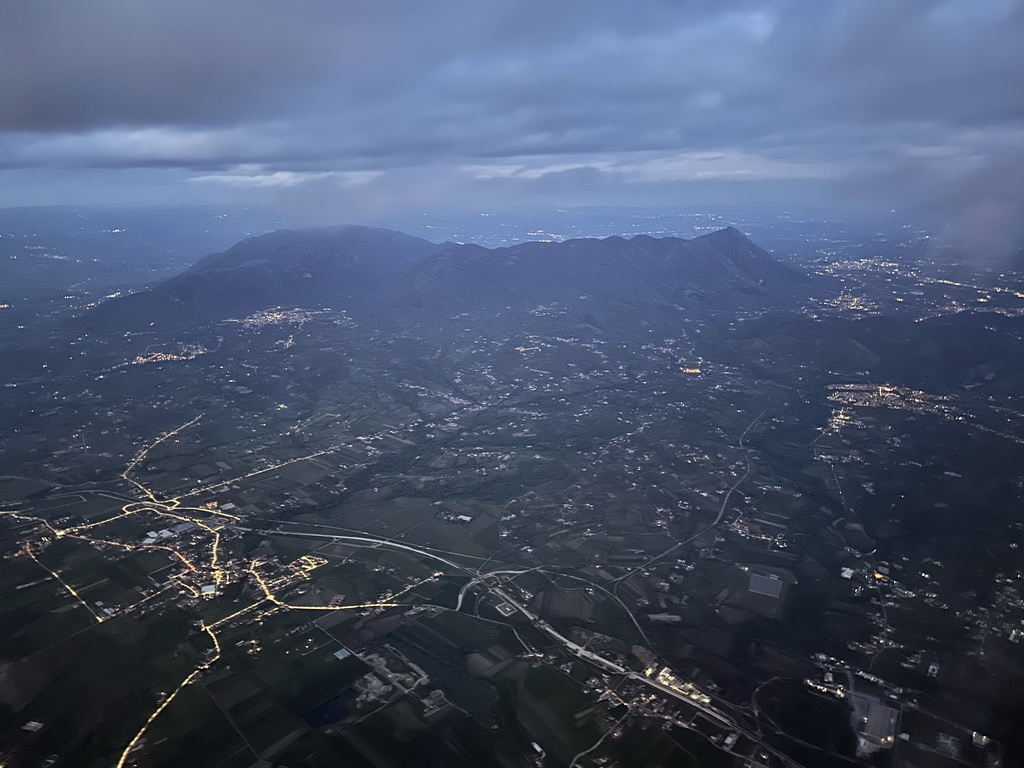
3,417,414,766
4,414,791,768
116,624,221,768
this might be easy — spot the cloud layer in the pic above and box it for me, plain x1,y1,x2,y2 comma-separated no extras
2,0,1022,235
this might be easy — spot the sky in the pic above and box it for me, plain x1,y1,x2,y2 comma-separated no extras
1,0,1022,247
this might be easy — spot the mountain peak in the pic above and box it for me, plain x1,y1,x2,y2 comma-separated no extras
703,225,751,243
185,225,439,275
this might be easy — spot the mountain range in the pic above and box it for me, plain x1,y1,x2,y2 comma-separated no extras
84,225,808,329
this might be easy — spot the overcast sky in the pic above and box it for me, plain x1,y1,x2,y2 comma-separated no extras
2,0,1022,240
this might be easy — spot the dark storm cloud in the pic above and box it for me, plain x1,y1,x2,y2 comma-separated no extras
0,1,331,131
0,1,722,132
1,0,1022,232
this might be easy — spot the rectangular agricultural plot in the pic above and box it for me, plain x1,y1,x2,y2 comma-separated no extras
237,705,309,758
0,477,53,501
333,497,435,531
206,672,262,711
147,685,255,768
1,609,96,659
268,534,330,561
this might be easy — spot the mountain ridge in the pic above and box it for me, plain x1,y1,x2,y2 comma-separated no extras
83,224,808,329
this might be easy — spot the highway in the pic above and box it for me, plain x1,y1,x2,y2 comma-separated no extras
5,413,787,767
231,526,468,572
251,525,799,767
